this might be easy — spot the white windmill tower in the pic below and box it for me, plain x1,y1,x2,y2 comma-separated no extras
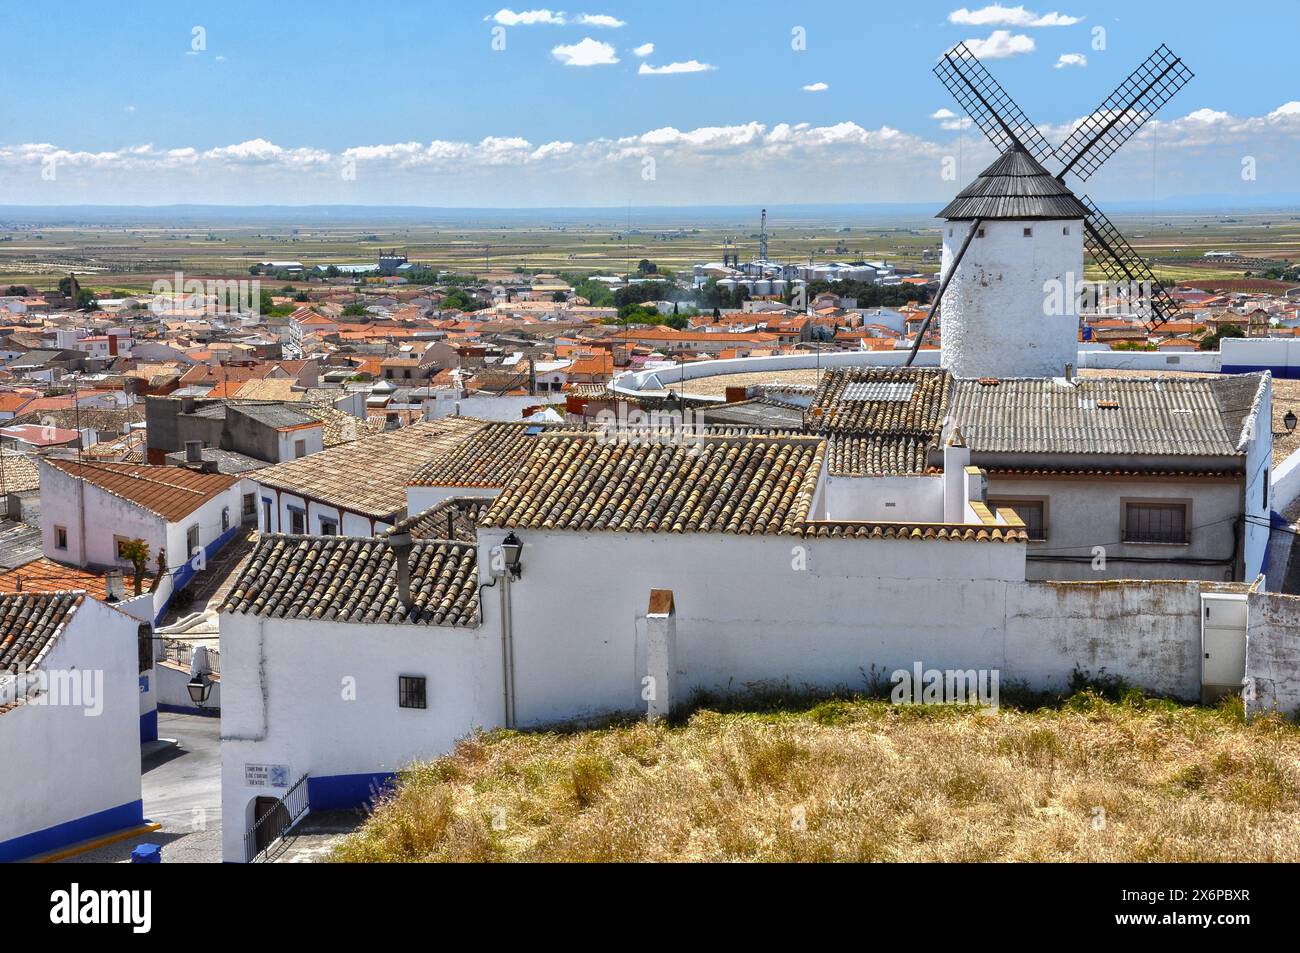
936,145,1088,379
906,43,1194,380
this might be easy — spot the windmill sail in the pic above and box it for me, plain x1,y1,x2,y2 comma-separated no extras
1079,195,1181,331
933,43,1056,164
1055,45,1194,181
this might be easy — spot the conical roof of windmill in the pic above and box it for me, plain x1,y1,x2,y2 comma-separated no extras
938,143,1090,221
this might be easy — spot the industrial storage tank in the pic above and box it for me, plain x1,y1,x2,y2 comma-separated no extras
753,279,772,296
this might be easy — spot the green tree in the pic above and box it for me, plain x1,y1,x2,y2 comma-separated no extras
119,538,151,596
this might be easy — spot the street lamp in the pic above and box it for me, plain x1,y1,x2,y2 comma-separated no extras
1285,410,1297,432
500,532,523,581
186,672,212,709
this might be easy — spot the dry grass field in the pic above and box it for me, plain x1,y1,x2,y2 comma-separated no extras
331,691,1300,863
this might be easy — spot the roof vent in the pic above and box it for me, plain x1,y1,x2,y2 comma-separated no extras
1097,399,1120,410
977,378,1000,387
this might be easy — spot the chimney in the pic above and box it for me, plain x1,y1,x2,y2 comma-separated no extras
104,569,125,603
943,429,971,523
1064,362,1075,382
5,492,20,521
180,396,196,415
184,440,203,464
389,530,413,608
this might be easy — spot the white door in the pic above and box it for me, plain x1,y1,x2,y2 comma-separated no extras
1201,594,1247,697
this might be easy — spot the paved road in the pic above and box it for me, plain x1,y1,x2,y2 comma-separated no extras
64,712,223,863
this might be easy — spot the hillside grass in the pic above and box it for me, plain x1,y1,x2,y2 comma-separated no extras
332,690,1300,862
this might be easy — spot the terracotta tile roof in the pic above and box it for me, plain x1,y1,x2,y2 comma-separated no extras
409,422,552,488
390,497,493,542
41,459,237,522
0,558,111,600
798,521,1025,542
254,417,489,519
220,534,478,626
299,402,382,447
0,450,40,493
0,393,34,413
0,591,84,671
481,434,825,536
806,367,951,435
827,434,931,477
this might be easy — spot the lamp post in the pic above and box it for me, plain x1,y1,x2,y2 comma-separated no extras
1286,410,1297,433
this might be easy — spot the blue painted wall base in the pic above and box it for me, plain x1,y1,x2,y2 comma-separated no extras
140,709,158,743
0,799,144,862
307,772,396,811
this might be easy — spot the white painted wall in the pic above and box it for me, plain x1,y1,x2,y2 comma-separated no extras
218,613,501,861
1271,444,1300,518
473,529,1215,730
275,427,324,462
1242,373,1272,582
1245,589,1300,718
822,475,943,522
0,599,142,853
425,395,560,422
940,218,1083,379
38,461,246,571
255,485,385,537
406,484,501,517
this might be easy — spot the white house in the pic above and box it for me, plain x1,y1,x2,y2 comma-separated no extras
0,592,146,861
37,459,247,624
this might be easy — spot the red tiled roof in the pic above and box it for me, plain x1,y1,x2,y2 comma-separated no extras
42,459,237,521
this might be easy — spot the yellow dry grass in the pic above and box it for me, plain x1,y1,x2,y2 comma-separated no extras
331,693,1300,863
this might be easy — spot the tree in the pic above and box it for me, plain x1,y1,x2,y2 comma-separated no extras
1198,324,1245,351
119,538,150,596
342,303,370,317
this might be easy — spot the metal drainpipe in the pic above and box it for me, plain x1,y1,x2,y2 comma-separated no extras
499,575,516,729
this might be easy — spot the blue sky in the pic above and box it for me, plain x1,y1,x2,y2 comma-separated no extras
2,1,1298,206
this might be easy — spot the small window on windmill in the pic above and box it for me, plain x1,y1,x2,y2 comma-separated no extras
977,228,986,238
948,228,954,238
842,381,916,402
1023,227,1033,238
1063,226,1071,236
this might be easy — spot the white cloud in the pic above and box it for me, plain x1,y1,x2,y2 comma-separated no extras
638,60,716,75
575,13,625,27
552,38,619,66
12,102,1300,206
486,8,566,25
632,42,654,57
1055,53,1087,68
960,30,1035,59
948,5,1082,27
802,82,829,92
124,105,137,113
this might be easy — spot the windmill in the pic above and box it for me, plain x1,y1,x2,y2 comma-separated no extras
907,42,1194,370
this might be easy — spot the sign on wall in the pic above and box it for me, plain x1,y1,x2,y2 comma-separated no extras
244,763,291,788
